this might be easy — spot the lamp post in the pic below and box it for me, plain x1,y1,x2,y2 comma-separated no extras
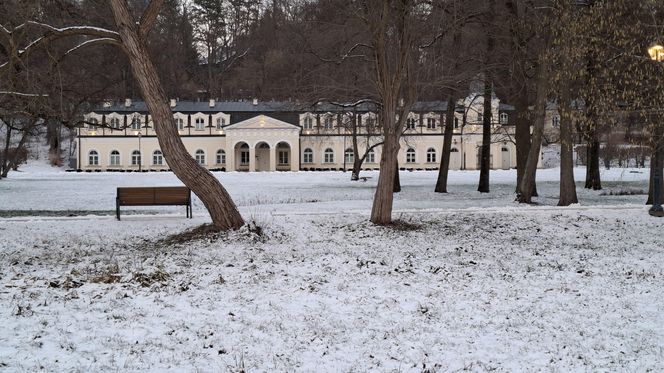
648,42,664,217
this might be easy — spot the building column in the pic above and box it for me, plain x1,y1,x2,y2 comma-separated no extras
269,147,277,171
249,146,256,172
227,144,235,172
291,141,299,172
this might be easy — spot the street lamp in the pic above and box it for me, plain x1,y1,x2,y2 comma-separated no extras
649,42,664,217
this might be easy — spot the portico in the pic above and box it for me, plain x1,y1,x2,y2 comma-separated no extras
224,115,301,172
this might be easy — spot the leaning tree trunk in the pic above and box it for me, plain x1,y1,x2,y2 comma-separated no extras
558,84,578,206
435,91,458,193
350,119,361,181
518,48,547,204
110,0,243,230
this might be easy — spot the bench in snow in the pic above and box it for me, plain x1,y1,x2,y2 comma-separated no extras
116,186,192,220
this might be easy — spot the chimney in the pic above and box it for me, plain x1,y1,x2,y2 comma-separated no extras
252,98,258,106
170,99,177,108
209,99,215,108
125,98,132,108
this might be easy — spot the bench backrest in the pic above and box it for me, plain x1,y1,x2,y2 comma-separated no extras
117,186,190,206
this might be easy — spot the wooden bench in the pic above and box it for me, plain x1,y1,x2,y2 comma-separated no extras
116,186,192,220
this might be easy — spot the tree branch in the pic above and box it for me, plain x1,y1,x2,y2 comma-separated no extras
139,0,164,39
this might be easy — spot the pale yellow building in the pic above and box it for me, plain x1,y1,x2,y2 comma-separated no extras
77,97,518,172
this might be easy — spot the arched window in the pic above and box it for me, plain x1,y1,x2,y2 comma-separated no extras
110,150,120,166
303,148,313,163
406,148,416,163
502,146,509,152
427,148,436,163
324,148,334,163
195,149,205,164
131,150,141,165
426,117,436,129
88,150,99,165
131,116,141,130
175,117,184,130
450,147,459,153
195,117,205,130
216,149,226,164
366,149,376,163
153,150,163,165
88,118,99,130
500,112,509,125
344,148,354,164
216,117,225,129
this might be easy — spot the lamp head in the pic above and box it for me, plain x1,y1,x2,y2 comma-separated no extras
648,43,664,62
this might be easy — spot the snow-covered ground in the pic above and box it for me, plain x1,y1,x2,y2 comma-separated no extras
1,163,663,372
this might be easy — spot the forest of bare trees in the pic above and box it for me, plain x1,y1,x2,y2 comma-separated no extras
1,0,664,227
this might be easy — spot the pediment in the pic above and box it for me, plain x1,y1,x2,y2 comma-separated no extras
225,115,299,131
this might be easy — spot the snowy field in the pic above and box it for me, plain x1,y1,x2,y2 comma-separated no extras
1,162,663,372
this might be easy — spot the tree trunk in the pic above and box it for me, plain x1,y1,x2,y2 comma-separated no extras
110,0,243,230
371,134,399,224
558,85,578,206
351,116,361,181
435,91,457,193
647,125,664,205
478,76,492,193
393,158,401,193
517,47,547,204
515,95,530,194
585,135,602,190
1,124,11,179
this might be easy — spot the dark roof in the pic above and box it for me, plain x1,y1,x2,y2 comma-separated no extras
94,99,514,114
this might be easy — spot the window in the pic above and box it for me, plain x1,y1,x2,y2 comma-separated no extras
109,117,121,129
500,112,509,125
278,151,289,165
344,148,354,164
427,148,436,163
454,117,460,129
303,116,314,129
324,116,333,129
407,117,417,130
365,116,375,129
195,149,205,164
366,149,375,163
552,115,560,127
355,115,362,127
406,148,416,163
451,147,459,153
477,112,483,123
216,149,226,164
175,117,184,130
88,118,99,130
110,150,120,166
131,150,141,165
131,116,141,130
195,118,205,130
303,148,313,163
426,117,436,129
240,151,250,165
88,150,99,165
324,148,334,163
153,150,163,165
216,117,225,129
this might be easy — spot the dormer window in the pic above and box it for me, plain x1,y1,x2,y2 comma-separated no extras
195,118,205,130
216,117,225,129
131,116,141,130
407,117,417,130
109,117,121,129
303,116,314,129
552,115,560,127
88,118,98,130
175,117,184,130
477,112,483,123
324,116,333,129
426,117,436,129
500,112,509,125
